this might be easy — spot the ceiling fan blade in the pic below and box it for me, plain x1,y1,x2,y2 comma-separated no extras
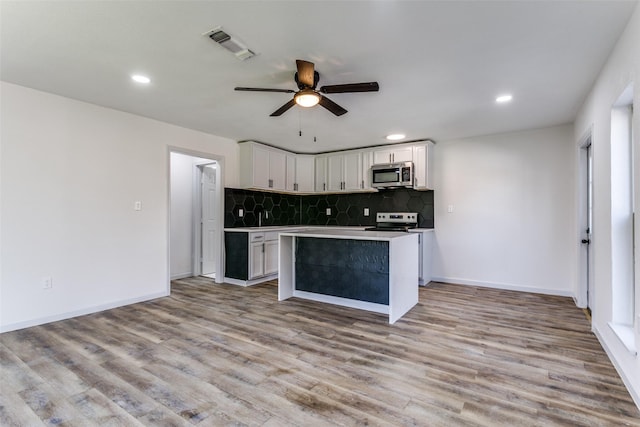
319,82,379,94
318,95,347,116
235,87,295,93
296,60,315,88
270,99,297,116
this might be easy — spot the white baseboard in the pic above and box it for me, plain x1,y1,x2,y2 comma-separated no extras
224,274,277,287
0,291,169,333
593,325,640,411
431,276,574,298
170,272,194,280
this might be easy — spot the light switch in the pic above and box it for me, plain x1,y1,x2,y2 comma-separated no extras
326,208,331,216
447,205,454,213
134,201,142,211
364,208,370,216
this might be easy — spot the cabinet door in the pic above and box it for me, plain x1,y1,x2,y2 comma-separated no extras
412,143,434,190
252,145,271,188
360,150,374,190
249,242,265,279
269,150,287,190
373,149,394,164
264,240,279,275
285,154,296,192
393,146,414,162
342,152,361,191
295,155,315,192
315,156,327,192
327,154,344,191
373,146,413,164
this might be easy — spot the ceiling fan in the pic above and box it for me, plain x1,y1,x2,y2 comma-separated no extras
235,60,379,117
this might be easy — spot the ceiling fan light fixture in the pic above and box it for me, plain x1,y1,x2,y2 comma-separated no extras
295,90,320,107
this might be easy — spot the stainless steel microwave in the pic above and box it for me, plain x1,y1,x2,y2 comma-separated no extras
371,162,413,188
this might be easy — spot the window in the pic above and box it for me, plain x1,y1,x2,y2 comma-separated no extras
610,84,636,354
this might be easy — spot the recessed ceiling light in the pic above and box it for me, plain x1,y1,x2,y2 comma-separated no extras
131,74,151,84
496,94,513,103
386,133,406,141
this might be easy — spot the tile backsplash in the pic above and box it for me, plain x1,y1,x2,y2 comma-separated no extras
224,188,434,228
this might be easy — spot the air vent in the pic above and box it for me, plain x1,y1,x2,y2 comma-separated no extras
204,27,255,61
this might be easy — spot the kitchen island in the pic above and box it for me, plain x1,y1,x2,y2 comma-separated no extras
278,229,419,324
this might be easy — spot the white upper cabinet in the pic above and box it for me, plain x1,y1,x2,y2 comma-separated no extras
240,142,287,191
285,153,296,192
360,150,374,190
412,142,434,190
240,140,432,193
326,152,361,192
373,145,414,164
315,155,328,192
294,155,315,192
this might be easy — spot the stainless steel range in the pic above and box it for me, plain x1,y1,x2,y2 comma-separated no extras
365,212,418,232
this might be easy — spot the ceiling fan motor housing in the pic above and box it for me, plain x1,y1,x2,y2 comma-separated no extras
295,71,320,90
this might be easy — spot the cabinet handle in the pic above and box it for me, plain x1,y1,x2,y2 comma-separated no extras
323,183,326,191
268,179,273,188
294,183,298,191
361,180,364,189
262,243,265,253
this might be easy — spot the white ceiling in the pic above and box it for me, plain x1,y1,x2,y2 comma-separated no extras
1,1,636,153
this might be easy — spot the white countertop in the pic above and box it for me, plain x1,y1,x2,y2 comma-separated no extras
224,226,366,232
279,228,419,241
224,225,433,233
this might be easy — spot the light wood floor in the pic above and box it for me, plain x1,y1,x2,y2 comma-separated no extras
1,278,639,426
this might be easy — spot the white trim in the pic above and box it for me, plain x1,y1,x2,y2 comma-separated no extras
170,272,194,280
593,325,640,411
292,290,389,315
223,274,278,287
0,291,168,333
608,322,638,355
168,146,226,285
431,276,575,298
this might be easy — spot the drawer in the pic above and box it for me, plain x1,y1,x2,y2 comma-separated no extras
265,231,280,241
249,232,265,242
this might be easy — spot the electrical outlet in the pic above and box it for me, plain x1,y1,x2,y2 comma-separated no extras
134,201,142,211
326,208,331,216
238,208,244,217
364,208,370,216
42,276,52,289
447,205,454,213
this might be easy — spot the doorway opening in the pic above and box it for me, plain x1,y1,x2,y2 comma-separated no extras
169,149,225,285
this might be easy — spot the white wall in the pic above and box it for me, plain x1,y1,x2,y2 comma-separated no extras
573,2,640,408
169,152,196,279
432,124,577,296
0,82,239,332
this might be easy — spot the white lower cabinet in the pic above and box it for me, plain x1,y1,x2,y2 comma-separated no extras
264,240,279,275
248,231,279,279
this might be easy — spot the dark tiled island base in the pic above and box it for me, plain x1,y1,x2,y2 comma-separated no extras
295,238,390,305
279,229,419,324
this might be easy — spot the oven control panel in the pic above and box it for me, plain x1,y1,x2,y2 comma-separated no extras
376,212,418,224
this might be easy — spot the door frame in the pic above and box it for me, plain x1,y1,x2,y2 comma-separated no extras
194,161,218,277
577,128,593,309
168,147,225,285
